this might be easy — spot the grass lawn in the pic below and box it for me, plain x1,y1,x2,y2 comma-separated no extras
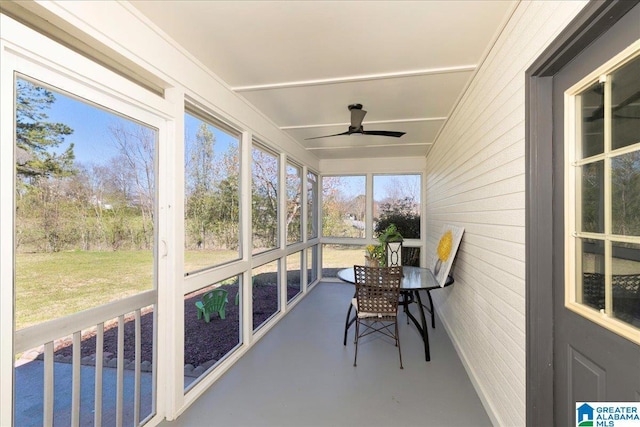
185,249,240,273
321,245,366,274
15,250,153,330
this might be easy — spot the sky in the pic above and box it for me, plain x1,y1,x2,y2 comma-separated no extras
36,79,236,168
329,174,421,202
44,90,125,165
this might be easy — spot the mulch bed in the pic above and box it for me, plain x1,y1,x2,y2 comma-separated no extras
52,273,302,369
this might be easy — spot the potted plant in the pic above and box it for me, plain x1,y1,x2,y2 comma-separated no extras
365,244,385,267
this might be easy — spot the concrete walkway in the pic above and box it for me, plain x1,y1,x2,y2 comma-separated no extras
14,359,153,426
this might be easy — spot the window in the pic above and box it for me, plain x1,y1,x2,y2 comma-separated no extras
373,174,421,265
14,76,157,327
373,174,421,238
566,47,640,342
13,74,159,425
306,246,318,286
322,175,365,238
286,162,302,245
286,252,302,303
252,145,279,253
184,110,241,274
184,276,242,390
252,260,280,331
307,171,318,239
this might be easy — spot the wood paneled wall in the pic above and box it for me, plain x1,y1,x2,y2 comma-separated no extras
424,2,588,425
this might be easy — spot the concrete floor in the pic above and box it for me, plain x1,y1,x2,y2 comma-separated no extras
162,281,491,427
14,360,153,426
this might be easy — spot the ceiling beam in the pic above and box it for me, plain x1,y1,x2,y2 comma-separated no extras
231,65,476,92
280,117,447,130
306,142,432,151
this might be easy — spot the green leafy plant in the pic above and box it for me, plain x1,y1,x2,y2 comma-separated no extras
366,224,404,265
377,223,403,244
365,244,385,261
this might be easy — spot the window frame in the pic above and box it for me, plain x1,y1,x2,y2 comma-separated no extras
372,173,422,239
285,160,303,246
321,174,367,240
0,20,172,425
183,106,243,275
250,141,281,254
564,40,640,345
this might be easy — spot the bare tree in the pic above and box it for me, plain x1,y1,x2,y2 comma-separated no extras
109,121,156,249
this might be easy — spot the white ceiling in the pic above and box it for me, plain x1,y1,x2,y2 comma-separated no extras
131,1,515,160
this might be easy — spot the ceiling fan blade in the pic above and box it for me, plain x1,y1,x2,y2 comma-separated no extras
362,130,406,138
304,130,351,140
305,103,406,140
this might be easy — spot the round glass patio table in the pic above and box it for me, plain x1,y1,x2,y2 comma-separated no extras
337,266,453,362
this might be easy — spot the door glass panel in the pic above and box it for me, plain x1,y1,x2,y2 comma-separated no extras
580,161,604,233
611,242,640,326
322,175,366,238
184,112,241,274
611,55,640,151
569,47,640,342
578,81,605,159
580,238,605,311
252,146,279,253
612,152,640,236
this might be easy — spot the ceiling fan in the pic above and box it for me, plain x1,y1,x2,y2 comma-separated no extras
305,104,406,140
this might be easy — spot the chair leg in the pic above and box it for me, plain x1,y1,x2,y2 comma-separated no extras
353,319,360,367
396,321,403,369
343,303,354,346
219,308,226,320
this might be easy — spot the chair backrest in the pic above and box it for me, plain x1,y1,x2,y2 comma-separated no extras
354,265,402,315
203,288,228,310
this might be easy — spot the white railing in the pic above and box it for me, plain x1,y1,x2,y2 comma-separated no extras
15,290,156,427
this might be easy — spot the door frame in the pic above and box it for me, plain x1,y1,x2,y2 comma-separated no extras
525,0,639,425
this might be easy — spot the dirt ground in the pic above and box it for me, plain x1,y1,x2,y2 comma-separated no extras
53,278,301,368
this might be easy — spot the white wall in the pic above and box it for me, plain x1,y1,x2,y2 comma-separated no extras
424,1,587,426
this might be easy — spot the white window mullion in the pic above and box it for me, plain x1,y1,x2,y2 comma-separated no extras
603,75,613,315
301,166,309,245
301,166,309,292
366,173,374,241
162,87,185,417
0,36,17,427
241,132,253,345
279,153,287,311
